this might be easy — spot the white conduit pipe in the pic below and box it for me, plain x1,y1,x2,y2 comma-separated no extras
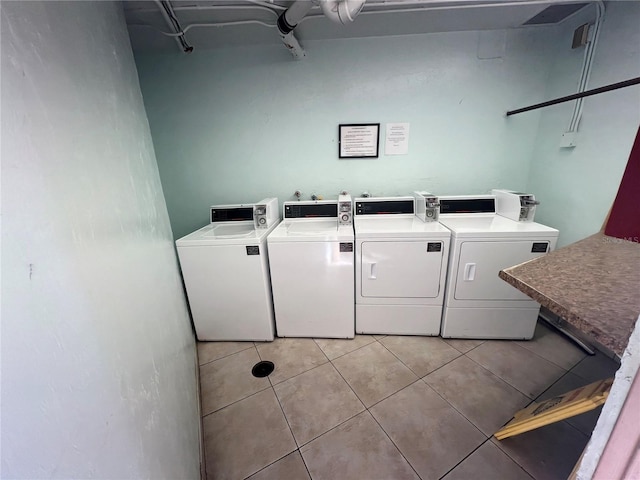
319,0,367,25
153,0,184,52
173,5,280,18
157,21,277,37
164,0,194,52
568,1,605,132
247,0,287,10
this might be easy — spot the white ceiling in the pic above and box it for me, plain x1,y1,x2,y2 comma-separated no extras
124,0,592,53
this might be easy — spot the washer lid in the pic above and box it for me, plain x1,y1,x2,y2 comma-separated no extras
267,219,354,242
176,221,276,246
439,215,558,238
354,216,451,238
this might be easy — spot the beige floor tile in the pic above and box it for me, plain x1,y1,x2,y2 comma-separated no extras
379,335,461,377
199,312,595,480
332,342,418,407
516,323,586,370
467,341,565,398
425,356,530,436
197,340,255,365
247,451,310,480
203,389,296,480
492,420,589,480
200,348,270,415
274,363,365,446
314,335,375,360
536,372,604,436
571,350,620,383
443,338,485,353
370,381,486,479
300,411,419,480
442,442,533,480
256,338,328,385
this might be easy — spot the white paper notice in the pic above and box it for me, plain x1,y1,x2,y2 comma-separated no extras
385,123,410,155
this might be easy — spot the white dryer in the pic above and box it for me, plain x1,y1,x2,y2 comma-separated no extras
176,198,279,341
354,196,451,335
267,196,354,338
438,195,559,340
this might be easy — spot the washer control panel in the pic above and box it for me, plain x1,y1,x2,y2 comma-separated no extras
414,191,440,223
355,198,414,216
492,189,539,222
210,205,254,223
338,194,352,226
253,197,279,229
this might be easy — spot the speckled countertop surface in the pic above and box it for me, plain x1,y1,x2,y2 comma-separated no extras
500,232,640,357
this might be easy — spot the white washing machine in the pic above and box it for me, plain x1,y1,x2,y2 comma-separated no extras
354,196,451,335
438,195,559,340
176,198,279,341
267,196,354,338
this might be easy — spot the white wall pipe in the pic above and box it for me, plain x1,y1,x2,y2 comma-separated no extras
319,0,367,25
568,1,605,132
280,31,307,59
277,0,368,58
276,0,315,59
282,0,317,27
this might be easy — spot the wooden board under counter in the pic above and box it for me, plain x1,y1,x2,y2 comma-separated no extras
499,231,640,357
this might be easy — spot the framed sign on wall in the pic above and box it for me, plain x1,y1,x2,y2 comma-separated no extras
338,123,380,159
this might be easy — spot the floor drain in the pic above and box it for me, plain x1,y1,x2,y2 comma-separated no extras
252,361,275,378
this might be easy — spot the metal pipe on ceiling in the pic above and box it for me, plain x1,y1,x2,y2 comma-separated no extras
154,0,193,53
145,0,591,58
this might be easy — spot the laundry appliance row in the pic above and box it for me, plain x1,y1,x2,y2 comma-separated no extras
176,195,355,341
176,189,558,343
176,198,280,341
438,192,558,340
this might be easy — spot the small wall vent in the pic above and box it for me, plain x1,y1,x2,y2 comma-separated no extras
522,3,589,25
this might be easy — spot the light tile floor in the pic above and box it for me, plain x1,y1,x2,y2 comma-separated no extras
197,322,620,480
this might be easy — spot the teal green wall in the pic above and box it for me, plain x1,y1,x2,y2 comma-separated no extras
136,28,558,240
526,1,640,247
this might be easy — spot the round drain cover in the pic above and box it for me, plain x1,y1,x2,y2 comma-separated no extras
252,361,274,378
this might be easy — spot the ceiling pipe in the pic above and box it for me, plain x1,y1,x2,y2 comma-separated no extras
276,0,315,59
319,0,367,25
154,0,193,53
277,0,367,59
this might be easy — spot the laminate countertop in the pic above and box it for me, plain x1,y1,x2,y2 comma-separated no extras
500,232,640,357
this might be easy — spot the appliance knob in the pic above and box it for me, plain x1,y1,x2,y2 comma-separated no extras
259,218,266,224
341,214,350,222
